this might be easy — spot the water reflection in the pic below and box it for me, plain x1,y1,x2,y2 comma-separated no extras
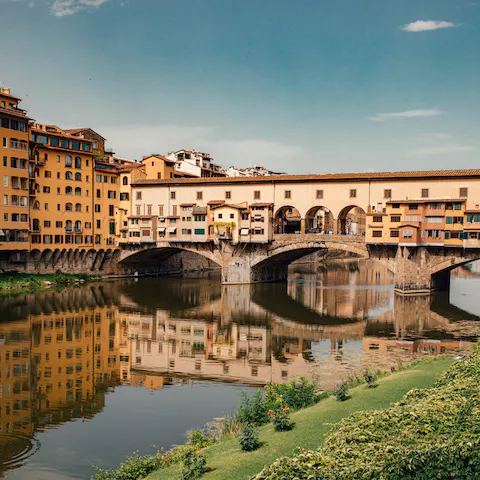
0,260,479,479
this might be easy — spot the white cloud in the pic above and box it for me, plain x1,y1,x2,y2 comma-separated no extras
368,109,445,122
51,0,111,16
401,20,458,32
418,133,452,141
410,144,473,156
95,123,304,172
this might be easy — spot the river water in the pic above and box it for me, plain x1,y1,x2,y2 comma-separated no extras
1,260,479,479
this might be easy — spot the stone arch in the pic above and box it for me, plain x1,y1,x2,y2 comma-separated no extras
337,205,366,236
305,205,335,234
274,205,302,234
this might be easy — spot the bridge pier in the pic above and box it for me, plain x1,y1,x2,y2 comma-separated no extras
221,258,288,284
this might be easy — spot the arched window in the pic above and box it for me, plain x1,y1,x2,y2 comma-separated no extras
75,187,82,196
33,200,40,210
75,220,82,231
75,203,82,212
75,157,81,169
66,203,73,212
65,155,72,167
66,220,73,232
75,172,82,181
65,171,73,180
122,176,128,185
66,186,73,195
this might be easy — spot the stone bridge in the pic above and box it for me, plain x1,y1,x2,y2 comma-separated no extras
119,233,480,295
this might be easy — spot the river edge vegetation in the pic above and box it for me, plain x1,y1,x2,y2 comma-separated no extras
91,355,460,480
0,271,100,295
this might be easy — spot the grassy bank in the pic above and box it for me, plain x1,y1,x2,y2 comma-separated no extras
0,272,99,294
150,357,453,480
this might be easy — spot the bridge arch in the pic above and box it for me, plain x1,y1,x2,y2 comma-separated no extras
274,205,302,234
305,205,335,233
337,205,366,236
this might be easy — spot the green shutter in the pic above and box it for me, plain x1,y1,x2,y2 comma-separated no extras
446,216,453,224
460,232,468,240
445,232,450,239
467,215,473,223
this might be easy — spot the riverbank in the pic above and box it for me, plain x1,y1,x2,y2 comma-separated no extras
0,272,100,295
150,357,453,480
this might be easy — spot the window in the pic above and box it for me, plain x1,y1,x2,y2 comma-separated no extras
403,229,413,238
392,203,400,209
50,137,59,147
171,191,176,200
136,205,141,215
75,172,81,181
66,203,73,212
65,155,72,167
196,191,203,200
122,176,128,185
147,205,152,215
65,171,73,180
120,192,129,201
71,140,80,150
65,186,73,195
391,216,401,222
254,190,261,200
158,205,164,216
74,157,81,169
96,174,102,182
95,204,101,213
350,189,357,198
316,190,323,199
75,187,81,196
43,186,50,193
390,230,399,238
230,213,234,219
136,191,142,200
408,204,418,210
372,230,382,237
285,190,291,199
225,191,231,199
109,222,115,234
107,190,116,199
427,217,443,224
454,203,462,211
109,205,114,216
421,188,429,198
460,187,468,198
384,189,392,199
82,143,91,152
75,204,82,212
194,229,205,235
56,221,62,228
218,213,223,219
373,216,383,222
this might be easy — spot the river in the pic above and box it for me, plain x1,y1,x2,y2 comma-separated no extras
1,260,479,479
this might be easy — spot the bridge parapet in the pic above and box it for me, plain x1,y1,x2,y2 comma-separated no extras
273,233,365,244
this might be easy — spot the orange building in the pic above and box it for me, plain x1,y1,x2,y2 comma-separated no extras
0,88,31,249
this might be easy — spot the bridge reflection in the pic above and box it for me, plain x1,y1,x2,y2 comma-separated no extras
0,262,478,476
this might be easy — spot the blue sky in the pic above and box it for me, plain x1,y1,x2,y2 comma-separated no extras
1,0,479,173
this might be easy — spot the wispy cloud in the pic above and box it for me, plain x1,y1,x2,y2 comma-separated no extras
51,0,111,16
410,144,473,156
368,109,445,122
418,133,452,141
401,20,458,32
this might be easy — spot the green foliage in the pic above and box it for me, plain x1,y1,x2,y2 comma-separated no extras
239,423,260,452
334,382,349,401
265,377,320,411
267,396,293,432
187,428,214,448
92,450,163,480
181,449,207,479
253,349,480,480
237,390,270,426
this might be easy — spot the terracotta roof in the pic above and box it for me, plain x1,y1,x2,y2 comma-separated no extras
174,170,198,178
118,164,142,173
211,203,248,211
0,106,31,120
167,216,180,219
128,215,155,219
0,90,21,101
387,198,467,205
465,210,480,213
207,200,226,205
180,203,196,207
142,154,175,165
250,202,274,207
131,170,480,187
64,128,106,140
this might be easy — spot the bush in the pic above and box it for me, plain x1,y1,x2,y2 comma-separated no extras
239,423,260,452
253,349,480,480
187,428,214,448
236,390,269,426
92,451,163,479
363,371,377,388
265,377,319,411
267,396,293,432
334,382,349,401
181,449,206,479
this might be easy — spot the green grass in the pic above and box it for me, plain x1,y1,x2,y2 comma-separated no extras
149,357,453,480
0,272,98,294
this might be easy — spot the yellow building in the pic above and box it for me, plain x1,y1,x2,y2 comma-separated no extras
0,88,31,250
141,154,175,180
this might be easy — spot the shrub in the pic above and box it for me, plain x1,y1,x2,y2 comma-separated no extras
239,423,260,452
92,450,163,479
236,390,269,426
267,396,293,432
187,428,214,448
181,449,206,479
334,382,349,401
253,349,480,480
363,371,377,388
265,377,319,411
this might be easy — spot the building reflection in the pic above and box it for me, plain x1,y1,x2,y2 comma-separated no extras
0,261,478,476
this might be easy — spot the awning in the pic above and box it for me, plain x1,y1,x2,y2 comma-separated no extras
158,227,166,232
167,227,177,233
0,230,4,236
240,228,250,235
